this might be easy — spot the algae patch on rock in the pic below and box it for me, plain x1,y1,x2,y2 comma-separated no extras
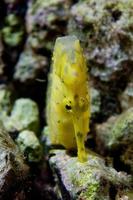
0,121,29,198
16,130,42,162
119,78,133,111
90,87,101,120
5,98,40,134
96,107,133,151
26,0,70,52
108,108,133,149
14,48,48,83
0,85,12,118
68,0,133,82
2,13,25,47
49,150,132,200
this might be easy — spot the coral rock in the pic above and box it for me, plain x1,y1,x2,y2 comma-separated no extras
96,108,133,152
0,121,28,198
14,48,48,83
26,0,71,51
68,0,133,82
0,85,12,118
49,150,132,200
4,98,40,134
2,14,25,47
16,130,42,162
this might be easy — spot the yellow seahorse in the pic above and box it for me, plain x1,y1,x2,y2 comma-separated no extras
46,35,90,162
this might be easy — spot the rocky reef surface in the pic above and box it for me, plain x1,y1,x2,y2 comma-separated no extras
49,150,132,200
0,0,133,199
0,121,28,199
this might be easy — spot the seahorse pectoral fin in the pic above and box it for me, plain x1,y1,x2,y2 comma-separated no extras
72,115,87,162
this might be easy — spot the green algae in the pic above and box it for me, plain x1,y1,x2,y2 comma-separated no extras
0,86,12,118
50,150,132,200
2,14,24,47
16,130,42,162
108,108,133,149
5,98,40,133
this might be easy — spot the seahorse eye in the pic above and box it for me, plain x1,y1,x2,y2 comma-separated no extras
63,98,72,112
65,104,72,110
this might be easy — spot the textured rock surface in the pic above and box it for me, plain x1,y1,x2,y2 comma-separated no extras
4,98,40,133
14,47,48,83
120,145,133,174
16,130,42,162
90,87,101,120
0,35,5,80
0,121,28,198
119,78,133,111
2,13,25,47
26,0,71,52
108,108,133,149
116,189,133,200
95,116,117,154
0,85,12,118
49,150,132,200
68,0,133,82
96,107,133,151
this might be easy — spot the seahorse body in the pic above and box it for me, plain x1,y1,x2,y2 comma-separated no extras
46,35,90,162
